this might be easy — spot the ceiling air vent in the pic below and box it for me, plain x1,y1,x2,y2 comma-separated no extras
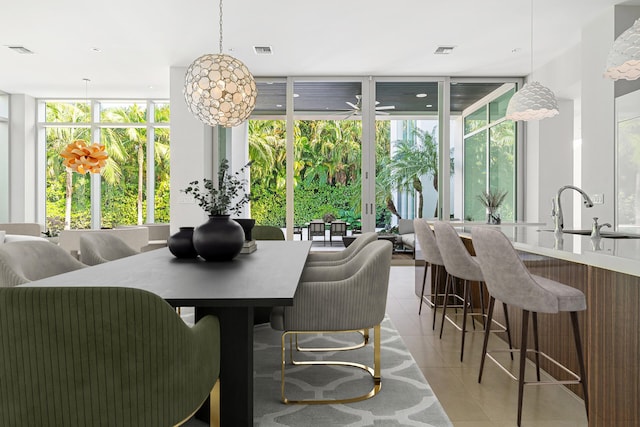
434,45,455,55
254,46,273,55
8,46,34,54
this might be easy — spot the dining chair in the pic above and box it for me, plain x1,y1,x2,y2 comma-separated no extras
472,226,588,426
252,225,285,241
305,231,377,266
329,220,347,245
79,232,139,266
270,240,393,404
0,286,221,427
0,241,86,287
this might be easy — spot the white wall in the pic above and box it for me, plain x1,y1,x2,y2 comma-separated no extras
9,94,38,223
168,66,212,234
525,5,640,230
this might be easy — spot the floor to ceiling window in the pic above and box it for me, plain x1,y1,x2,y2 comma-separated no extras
461,85,516,222
246,77,521,236
41,99,170,232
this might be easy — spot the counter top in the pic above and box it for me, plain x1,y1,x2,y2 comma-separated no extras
451,223,640,277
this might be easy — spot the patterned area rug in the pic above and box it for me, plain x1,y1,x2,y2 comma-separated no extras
252,317,452,427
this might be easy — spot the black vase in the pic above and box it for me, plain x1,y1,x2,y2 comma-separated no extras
167,227,198,259
193,215,245,261
234,218,256,241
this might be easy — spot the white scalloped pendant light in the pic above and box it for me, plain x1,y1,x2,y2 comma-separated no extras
505,0,559,121
505,81,559,121
604,18,640,81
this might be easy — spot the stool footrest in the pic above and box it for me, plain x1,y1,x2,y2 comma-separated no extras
486,348,582,384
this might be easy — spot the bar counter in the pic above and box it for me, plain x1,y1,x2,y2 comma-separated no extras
415,222,640,427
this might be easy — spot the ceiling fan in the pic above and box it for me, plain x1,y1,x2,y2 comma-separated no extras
343,95,395,118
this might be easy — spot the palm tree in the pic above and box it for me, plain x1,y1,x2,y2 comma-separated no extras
389,125,450,218
44,102,91,229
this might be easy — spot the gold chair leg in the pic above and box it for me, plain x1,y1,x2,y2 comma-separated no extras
210,379,220,427
281,325,382,404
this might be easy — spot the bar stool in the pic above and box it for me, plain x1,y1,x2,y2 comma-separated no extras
414,219,448,329
471,227,588,427
433,221,512,361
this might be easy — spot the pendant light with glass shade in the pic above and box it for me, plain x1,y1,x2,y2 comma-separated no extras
183,0,257,127
603,18,640,80
505,0,559,121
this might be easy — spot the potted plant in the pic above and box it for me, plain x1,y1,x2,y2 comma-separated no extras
181,159,252,261
477,189,507,224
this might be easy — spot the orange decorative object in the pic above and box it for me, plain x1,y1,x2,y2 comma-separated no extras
60,140,108,174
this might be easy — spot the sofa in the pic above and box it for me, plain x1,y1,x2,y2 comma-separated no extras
397,219,415,254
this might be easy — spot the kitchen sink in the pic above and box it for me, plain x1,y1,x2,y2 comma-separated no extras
538,229,640,239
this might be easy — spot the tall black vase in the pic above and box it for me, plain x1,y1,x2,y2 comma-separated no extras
193,215,244,261
167,227,198,259
234,218,256,241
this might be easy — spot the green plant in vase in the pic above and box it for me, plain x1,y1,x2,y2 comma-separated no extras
180,159,252,261
477,189,507,224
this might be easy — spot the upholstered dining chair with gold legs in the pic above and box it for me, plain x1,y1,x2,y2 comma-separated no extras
414,219,448,329
433,221,512,362
472,227,589,427
270,240,393,404
305,231,377,267
0,240,86,287
0,286,221,427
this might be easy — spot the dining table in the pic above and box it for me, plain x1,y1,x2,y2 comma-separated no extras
23,240,312,426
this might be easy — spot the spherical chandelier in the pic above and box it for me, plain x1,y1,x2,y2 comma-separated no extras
183,0,257,128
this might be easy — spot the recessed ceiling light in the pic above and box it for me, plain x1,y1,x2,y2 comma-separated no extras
254,46,273,55
293,93,299,98
434,45,456,55
426,104,433,108
8,46,34,54
416,93,427,98
276,104,283,108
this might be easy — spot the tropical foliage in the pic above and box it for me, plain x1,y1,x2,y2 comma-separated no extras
248,119,392,227
45,101,170,231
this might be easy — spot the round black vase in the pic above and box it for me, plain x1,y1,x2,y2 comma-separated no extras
167,227,198,259
193,215,245,261
234,218,256,241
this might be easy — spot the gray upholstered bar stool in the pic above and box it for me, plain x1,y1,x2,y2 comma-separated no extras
414,219,448,329
472,227,588,427
433,221,511,361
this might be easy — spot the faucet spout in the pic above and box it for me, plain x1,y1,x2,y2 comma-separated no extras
552,185,594,233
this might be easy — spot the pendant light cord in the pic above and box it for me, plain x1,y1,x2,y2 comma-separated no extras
219,0,224,54
530,0,534,77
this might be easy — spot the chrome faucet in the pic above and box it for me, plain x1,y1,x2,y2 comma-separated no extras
551,185,594,233
590,217,611,239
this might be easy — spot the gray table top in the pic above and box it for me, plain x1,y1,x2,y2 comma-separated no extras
25,240,312,307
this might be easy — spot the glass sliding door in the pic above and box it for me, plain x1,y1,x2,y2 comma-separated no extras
247,80,287,230
374,80,442,229
293,80,363,238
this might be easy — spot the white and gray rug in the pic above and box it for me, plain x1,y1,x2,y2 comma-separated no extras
252,317,452,427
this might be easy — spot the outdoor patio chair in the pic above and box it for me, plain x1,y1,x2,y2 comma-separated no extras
308,220,326,245
329,220,347,246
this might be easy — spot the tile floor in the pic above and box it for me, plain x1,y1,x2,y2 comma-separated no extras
386,266,589,427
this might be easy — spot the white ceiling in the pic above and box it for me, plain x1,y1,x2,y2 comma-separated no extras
0,0,625,99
